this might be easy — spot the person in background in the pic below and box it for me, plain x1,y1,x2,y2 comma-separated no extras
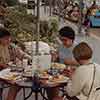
70,6,80,22
0,27,31,100
0,1,7,27
90,1,97,10
83,9,91,36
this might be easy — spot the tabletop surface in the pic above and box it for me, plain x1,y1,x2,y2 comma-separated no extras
0,67,69,88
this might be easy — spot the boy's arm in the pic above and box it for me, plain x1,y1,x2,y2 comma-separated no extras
64,58,79,65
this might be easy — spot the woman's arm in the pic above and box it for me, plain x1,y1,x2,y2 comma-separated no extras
14,45,32,61
0,63,8,70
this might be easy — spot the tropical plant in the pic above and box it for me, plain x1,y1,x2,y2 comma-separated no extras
48,16,59,34
5,6,59,44
5,6,36,42
5,0,18,6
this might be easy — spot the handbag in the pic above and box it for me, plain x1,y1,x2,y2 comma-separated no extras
87,64,96,100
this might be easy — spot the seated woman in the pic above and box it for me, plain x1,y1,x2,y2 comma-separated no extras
0,28,31,100
54,42,100,100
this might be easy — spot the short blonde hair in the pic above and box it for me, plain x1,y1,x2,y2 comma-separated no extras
73,42,93,61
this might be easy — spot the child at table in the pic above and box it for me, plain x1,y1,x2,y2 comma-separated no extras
54,42,100,100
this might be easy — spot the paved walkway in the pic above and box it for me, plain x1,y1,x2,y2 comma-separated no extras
89,28,100,37
75,35,100,65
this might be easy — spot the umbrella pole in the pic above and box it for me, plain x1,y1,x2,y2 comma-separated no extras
35,0,40,55
78,0,83,34
32,0,40,72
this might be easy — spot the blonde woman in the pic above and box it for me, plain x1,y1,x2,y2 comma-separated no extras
0,28,31,100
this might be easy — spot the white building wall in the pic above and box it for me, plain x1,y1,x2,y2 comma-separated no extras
18,0,28,4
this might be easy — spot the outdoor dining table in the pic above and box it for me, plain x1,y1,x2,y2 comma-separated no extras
0,66,69,100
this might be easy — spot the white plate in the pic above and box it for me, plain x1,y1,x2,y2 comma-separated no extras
0,68,21,81
47,76,69,85
39,74,49,79
51,63,66,69
0,68,11,79
22,72,33,77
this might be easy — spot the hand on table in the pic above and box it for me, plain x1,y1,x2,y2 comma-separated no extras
63,66,76,78
0,63,10,70
50,51,58,62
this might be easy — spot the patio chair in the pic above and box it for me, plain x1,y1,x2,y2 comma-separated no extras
0,82,10,100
